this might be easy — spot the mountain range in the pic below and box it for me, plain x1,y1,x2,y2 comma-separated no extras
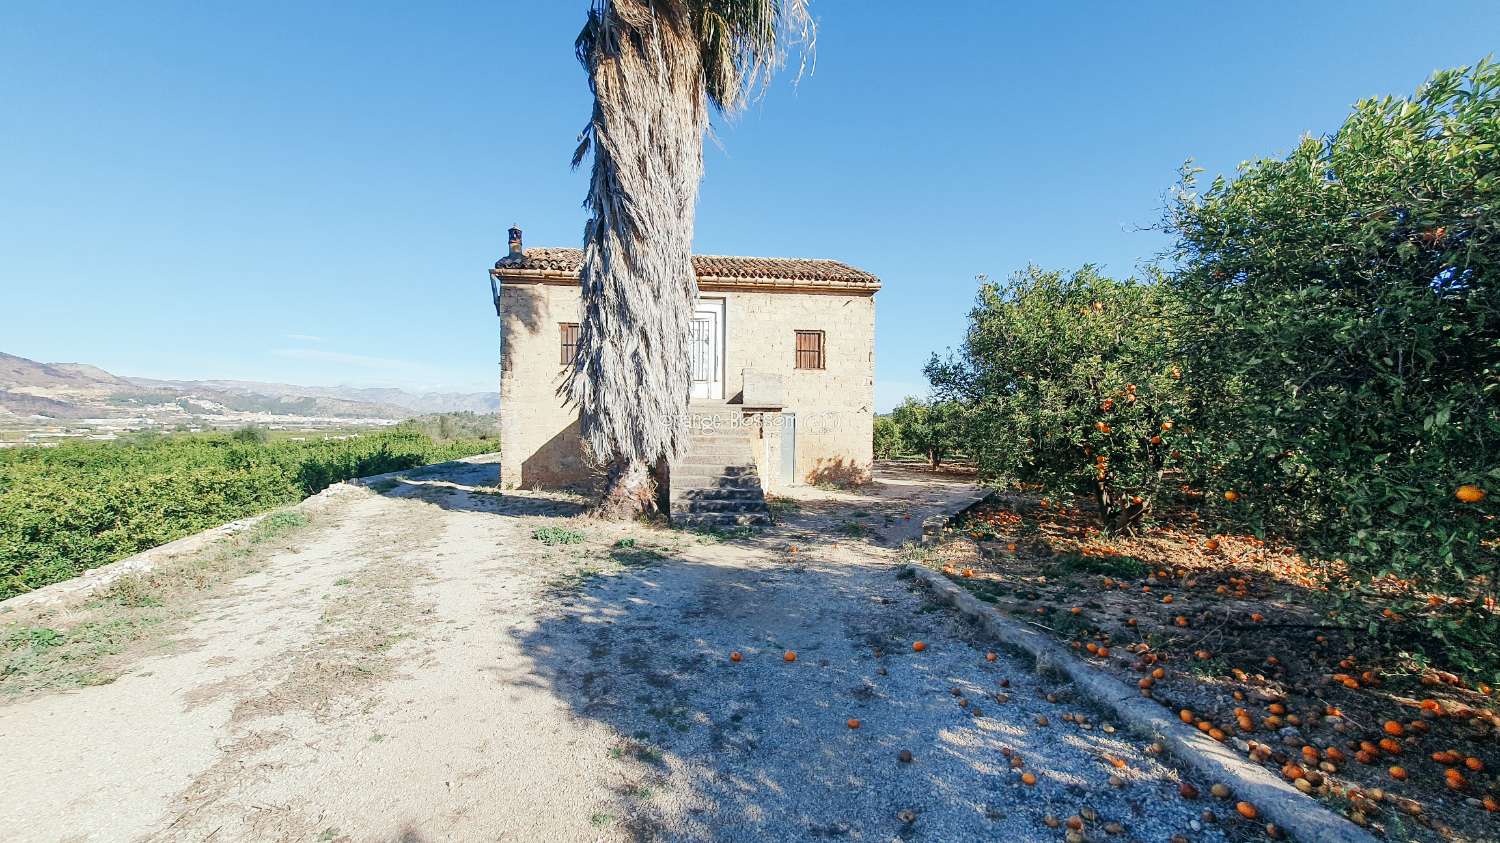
0,352,498,422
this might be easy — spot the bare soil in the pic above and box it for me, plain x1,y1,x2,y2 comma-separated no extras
928,493,1500,842
0,460,1283,842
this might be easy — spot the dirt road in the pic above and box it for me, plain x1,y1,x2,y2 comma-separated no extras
1,459,1227,842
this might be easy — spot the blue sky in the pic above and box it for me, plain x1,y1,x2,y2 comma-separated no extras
2,2,1495,408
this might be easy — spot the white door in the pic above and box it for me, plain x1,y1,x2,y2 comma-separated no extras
689,299,725,400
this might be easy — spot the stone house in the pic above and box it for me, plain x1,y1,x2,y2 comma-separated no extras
489,228,879,524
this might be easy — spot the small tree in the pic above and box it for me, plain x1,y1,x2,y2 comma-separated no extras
928,267,1192,534
230,425,269,445
872,415,902,460
889,397,967,469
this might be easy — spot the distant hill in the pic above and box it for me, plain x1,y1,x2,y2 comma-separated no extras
0,353,136,393
0,390,96,419
0,352,498,422
127,377,501,415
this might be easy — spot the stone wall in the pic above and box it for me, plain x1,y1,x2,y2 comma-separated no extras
496,278,875,490
497,281,597,491
716,287,875,486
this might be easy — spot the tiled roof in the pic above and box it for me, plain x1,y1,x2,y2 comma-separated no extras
494,247,880,291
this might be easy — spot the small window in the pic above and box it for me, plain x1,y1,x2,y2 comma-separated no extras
559,323,580,365
794,330,825,370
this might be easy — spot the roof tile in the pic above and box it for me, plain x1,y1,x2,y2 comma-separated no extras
494,247,879,290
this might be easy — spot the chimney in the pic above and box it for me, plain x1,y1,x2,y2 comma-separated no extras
508,224,524,259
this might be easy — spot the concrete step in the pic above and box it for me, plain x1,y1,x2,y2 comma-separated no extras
686,499,771,514
671,487,763,502
685,432,754,446
668,424,770,528
674,511,773,529
672,459,756,474
671,477,763,494
681,447,755,462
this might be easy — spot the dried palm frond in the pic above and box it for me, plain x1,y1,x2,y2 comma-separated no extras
565,1,815,516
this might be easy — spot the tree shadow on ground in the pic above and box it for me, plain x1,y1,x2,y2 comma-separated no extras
360,458,588,519
504,470,1216,842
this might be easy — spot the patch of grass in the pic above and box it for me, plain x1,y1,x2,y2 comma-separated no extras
838,520,868,537
950,574,1007,604
101,574,164,608
533,526,585,546
646,702,693,732
1043,552,1149,580
609,546,667,568
3,626,63,650
0,507,314,695
548,566,604,593
249,510,309,543
590,813,615,828
897,542,933,566
1188,654,1232,678
766,497,801,518
609,738,664,765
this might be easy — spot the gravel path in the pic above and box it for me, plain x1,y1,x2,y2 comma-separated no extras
0,459,1230,842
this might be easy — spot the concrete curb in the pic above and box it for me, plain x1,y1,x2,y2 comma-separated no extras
1,511,277,615
0,455,496,615
920,489,996,545
905,564,1377,843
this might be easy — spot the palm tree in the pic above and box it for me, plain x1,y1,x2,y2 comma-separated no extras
565,0,814,519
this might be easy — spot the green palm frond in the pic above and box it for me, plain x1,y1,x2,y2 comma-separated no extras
697,0,815,112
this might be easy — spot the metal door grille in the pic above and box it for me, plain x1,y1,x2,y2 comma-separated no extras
689,318,714,382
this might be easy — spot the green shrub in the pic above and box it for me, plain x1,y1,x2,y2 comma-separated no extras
1168,60,1499,671
872,416,902,460
230,425,269,444
0,429,490,599
928,266,1193,533
532,526,585,546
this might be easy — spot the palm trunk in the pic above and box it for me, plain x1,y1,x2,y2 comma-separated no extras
567,0,707,520
594,458,658,520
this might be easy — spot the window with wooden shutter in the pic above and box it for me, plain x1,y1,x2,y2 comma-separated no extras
794,330,825,370
560,323,579,365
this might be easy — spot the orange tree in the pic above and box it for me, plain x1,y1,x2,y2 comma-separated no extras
889,397,969,469
1168,61,1499,673
927,266,1193,534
